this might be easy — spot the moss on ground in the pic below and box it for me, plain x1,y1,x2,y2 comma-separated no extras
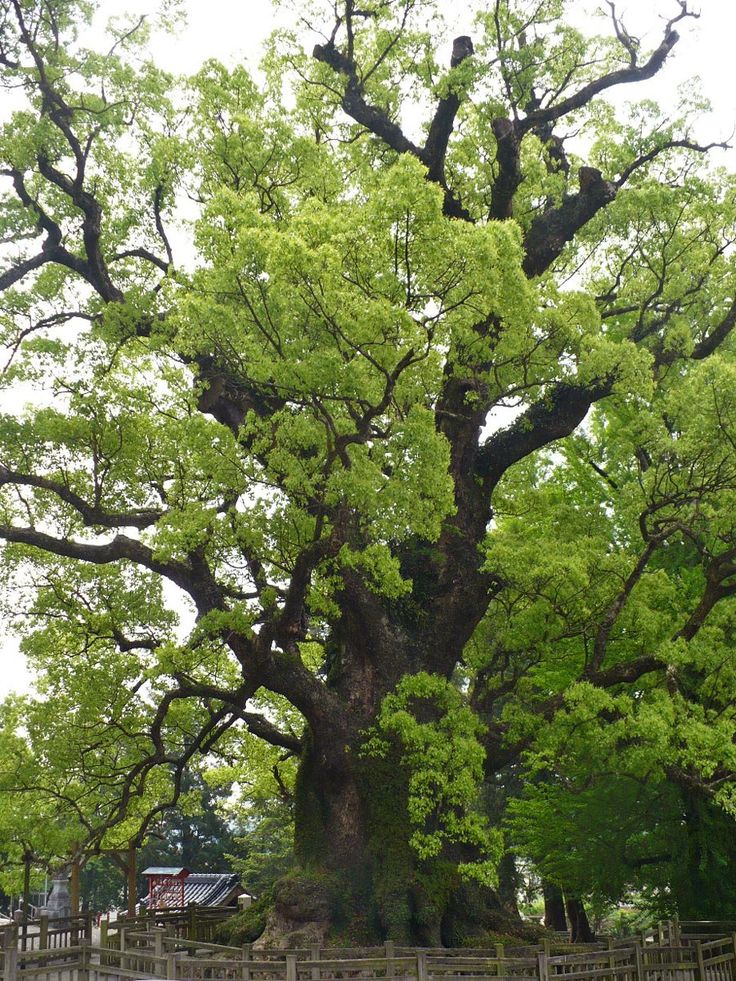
214,892,272,945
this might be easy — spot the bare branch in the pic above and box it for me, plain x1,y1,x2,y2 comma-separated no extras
518,6,693,136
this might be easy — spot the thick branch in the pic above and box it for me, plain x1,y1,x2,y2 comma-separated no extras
241,711,303,753
8,1,122,303
1,168,93,286
110,248,170,274
423,36,474,185
195,356,286,435
0,523,206,604
675,547,736,642
616,138,730,188
691,297,736,361
110,627,161,653
522,167,617,277
476,380,612,492
518,15,687,136
312,39,470,220
36,155,123,302
584,654,662,688
0,251,49,292
590,537,661,671
313,41,421,157
0,465,163,529
489,117,522,220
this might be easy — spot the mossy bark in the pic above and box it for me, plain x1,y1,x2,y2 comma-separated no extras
287,721,523,946
276,562,527,946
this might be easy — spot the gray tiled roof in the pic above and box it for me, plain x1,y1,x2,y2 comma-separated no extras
141,872,245,908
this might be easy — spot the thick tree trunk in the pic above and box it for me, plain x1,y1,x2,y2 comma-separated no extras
263,559,524,946
284,713,524,945
565,896,594,943
543,882,567,933
497,853,521,919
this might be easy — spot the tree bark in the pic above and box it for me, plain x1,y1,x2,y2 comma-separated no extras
284,609,525,944
543,882,567,933
565,896,594,943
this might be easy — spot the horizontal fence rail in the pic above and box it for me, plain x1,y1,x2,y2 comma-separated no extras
4,917,736,981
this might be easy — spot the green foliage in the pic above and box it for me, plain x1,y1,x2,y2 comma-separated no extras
1,0,736,939
214,892,272,945
364,674,502,882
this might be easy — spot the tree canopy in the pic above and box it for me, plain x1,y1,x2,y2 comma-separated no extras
1,0,736,943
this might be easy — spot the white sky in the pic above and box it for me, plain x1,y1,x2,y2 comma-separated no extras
1,0,736,699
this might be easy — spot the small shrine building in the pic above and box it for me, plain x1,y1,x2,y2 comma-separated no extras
141,867,248,910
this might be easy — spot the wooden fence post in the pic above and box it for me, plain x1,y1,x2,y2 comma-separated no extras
658,922,665,946
496,943,505,977
386,940,395,979
78,938,89,981
606,936,615,981
153,927,165,959
416,950,428,981
286,952,298,981
242,943,252,981
4,926,19,981
310,943,321,981
537,950,548,981
188,903,197,942
634,942,645,981
39,912,49,951
166,952,178,980
127,845,137,919
695,941,706,981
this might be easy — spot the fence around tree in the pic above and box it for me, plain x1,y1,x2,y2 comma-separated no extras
2,912,735,981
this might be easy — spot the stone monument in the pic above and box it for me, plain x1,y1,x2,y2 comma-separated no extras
45,875,71,920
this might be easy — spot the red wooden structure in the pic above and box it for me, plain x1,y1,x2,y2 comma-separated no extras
142,867,190,909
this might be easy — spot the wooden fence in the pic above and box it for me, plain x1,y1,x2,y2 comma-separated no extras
4,915,92,954
3,916,736,981
103,907,233,947
3,932,736,981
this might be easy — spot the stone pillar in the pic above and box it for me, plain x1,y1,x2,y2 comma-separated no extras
45,875,72,920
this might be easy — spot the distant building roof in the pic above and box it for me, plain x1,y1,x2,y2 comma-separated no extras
142,868,190,877
140,872,246,908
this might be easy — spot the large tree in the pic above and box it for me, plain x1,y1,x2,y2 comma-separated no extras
1,0,736,944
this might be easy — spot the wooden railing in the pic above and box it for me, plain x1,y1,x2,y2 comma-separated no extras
103,905,234,946
4,913,93,953
4,917,736,981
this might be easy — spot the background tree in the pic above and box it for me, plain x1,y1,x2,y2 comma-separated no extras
1,0,736,944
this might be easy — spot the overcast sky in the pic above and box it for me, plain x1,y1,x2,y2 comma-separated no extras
1,0,735,699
